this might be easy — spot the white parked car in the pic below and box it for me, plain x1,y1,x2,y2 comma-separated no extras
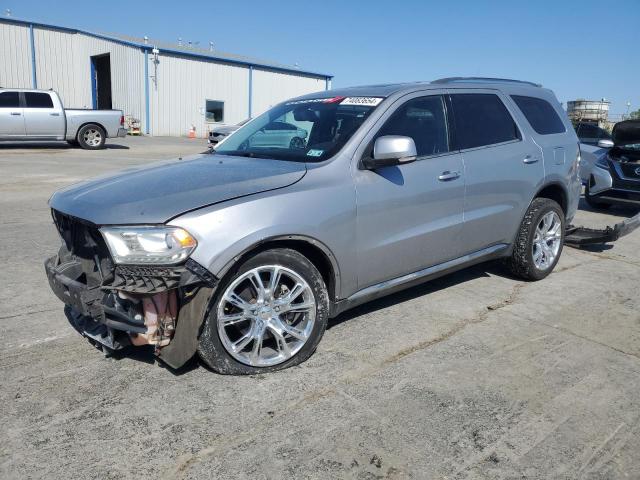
243,121,307,149
575,122,614,184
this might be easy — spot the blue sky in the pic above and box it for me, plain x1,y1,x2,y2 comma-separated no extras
4,0,639,115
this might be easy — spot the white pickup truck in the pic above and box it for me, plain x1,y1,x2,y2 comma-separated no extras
0,88,126,149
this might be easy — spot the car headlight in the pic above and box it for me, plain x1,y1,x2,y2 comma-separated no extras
100,226,197,265
595,155,610,170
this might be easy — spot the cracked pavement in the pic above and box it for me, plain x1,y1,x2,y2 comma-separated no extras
1,137,639,479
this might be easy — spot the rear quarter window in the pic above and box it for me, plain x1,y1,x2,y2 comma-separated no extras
511,95,566,135
450,93,520,150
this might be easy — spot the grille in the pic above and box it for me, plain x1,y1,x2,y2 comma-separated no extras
51,209,114,287
619,163,640,179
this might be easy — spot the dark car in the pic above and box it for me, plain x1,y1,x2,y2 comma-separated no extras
575,122,612,146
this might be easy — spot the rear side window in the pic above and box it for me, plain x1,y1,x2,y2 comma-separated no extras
376,95,450,157
511,95,566,135
25,92,54,108
450,94,520,150
0,91,20,108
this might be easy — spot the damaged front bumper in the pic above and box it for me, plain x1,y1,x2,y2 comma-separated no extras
45,211,218,368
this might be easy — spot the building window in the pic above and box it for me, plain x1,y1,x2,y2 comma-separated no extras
205,100,224,123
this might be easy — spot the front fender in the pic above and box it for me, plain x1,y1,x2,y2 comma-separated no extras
168,174,357,300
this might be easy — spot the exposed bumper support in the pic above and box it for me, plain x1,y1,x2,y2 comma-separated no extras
45,253,217,367
565,211,640,247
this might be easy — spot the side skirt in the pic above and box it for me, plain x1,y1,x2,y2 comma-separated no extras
330,243,509,318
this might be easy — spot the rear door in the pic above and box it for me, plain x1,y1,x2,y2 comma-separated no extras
23,91,65,138
0,91,25,137
449,90,544,253
510,94,580,216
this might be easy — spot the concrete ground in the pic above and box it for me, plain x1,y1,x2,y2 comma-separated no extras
1,136,639,480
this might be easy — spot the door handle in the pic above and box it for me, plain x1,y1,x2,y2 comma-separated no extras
50,113,60,116
438,171,461,181
523,155,540,164
10,112,21,116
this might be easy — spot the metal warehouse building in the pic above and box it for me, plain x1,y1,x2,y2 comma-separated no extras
0,18,332,137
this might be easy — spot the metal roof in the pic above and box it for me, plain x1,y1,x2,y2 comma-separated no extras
0,17,332,79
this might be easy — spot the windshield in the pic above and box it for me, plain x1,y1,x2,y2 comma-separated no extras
214,96,383,161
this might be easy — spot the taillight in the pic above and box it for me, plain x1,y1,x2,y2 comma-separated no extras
120,115,125,126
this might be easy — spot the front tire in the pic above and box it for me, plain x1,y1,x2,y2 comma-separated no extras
198,248,329,375
77,124,106,150
506,198,565,281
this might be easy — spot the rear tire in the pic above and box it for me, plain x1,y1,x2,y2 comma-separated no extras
506,198,565,281
198,248,329,375
77,124,106,150
584,183,611,210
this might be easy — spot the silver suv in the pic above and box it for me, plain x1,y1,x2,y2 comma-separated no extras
45,78,581,374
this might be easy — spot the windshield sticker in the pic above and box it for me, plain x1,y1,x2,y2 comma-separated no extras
286,96,345,106
306,149,324,157
340,97,383,107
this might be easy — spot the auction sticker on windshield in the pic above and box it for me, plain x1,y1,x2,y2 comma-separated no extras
340,97,383,106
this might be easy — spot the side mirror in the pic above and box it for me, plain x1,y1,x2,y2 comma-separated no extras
362,136,417,170
597,139,614,148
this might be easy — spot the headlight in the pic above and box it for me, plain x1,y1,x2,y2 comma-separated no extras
595,155,610,170
100,226,197,265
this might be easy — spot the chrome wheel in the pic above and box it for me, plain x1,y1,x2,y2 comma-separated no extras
217,265,316,367
83,128,102,147
532,211,562,270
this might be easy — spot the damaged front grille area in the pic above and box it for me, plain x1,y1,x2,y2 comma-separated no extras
47,209,217,355
107,259,216,294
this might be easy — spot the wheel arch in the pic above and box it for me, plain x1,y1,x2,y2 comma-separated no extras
75,121,107,140
534,182,568,215
216,235,341,303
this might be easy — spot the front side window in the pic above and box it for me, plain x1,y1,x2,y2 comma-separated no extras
205,100,224,123
215,96,382,162
375,95,449,157
25,92,54,108
0,91,20,108
450,94,520,150
511,95,566,135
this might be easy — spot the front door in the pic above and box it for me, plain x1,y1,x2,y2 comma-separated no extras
353,93,465,289
0,91,25,137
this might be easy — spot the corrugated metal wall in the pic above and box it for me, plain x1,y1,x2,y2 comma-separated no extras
1,20,329,138
149,53,250,137
251,69,326,117
32,27,145,121
0,22,32,88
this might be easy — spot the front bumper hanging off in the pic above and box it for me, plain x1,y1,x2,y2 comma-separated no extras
45,253,217,368
565,211,640,247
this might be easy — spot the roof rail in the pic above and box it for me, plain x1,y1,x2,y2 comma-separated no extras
431,77,542,88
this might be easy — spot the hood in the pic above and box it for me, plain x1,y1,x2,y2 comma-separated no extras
49,154,307,225
612,120,640,147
